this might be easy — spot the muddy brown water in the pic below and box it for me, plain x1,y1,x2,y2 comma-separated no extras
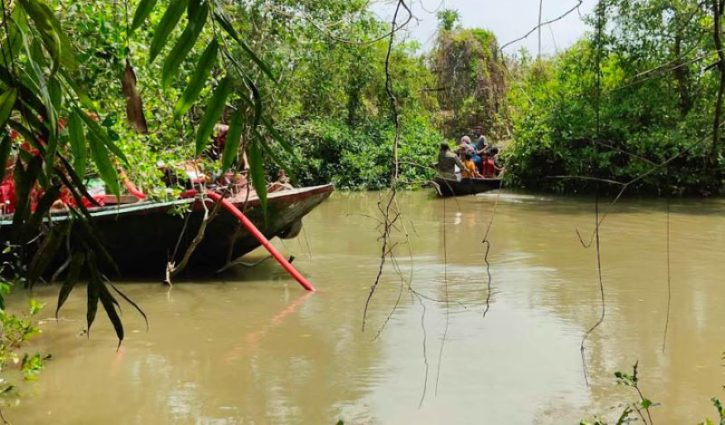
6,190,725,424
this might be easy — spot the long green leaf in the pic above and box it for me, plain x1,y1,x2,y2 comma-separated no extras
76,107,128,166
148,0,189,63
19,27,59,158
11,156,43,238
48,77,62,113
1,7,25,67
87,131,120,198
27,222,65,287
195,76,231,156
56,156,101,210
44,79,63,177
41,0,77,71
255,128,293,177
246,76,262,127
0,136,11,183
59,69,93,109
174,39,218,119
56,177,93,218
222,107,244,171
68,112,86,179
161,0,208,88
247,140,267,216
0,64,42,113
22,184,60,241
70,208,118,273
261,116,295,154
0,65,47,120
55,252,84,317
19,0,61,75
223,51,262,126
213,5,276,81
99,282,124,346
19,0,76,73
0,88,17,130
108,282,148,332
131,0,158,31
86,260,100,336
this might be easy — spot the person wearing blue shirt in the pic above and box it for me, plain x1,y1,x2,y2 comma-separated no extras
473,126,489,173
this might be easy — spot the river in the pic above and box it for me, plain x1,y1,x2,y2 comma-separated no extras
7,190,725,424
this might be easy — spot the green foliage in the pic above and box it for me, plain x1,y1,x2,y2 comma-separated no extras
585,359,725,425
0,299,44,382
697,397,725,425
147,0,188,63
131,0,158,30
436,9,460,31
581,362,658,425
505,0,723,195
194,76,231,156
161,0,208,88
0,0,294,353
201,0,443,190
287,116,439,190
0,253,46,395
431,26,508,138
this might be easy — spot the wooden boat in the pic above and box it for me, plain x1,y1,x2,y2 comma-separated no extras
433,176,501,197
0,184,333,276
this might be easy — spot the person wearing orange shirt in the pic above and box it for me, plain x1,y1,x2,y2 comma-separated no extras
461,152,482,179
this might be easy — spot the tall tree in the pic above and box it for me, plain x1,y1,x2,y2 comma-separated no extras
710,0,725,163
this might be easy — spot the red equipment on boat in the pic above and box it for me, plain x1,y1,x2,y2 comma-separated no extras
204,191,316,292
119,173,316,291
120,169,147,200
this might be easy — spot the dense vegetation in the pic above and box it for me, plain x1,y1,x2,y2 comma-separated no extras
58,0,521,191
506,1,725,195
197,0,725,196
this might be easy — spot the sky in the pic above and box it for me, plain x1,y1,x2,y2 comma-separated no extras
370,0,596,55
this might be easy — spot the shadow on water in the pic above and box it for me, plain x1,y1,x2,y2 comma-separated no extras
474,188,725,217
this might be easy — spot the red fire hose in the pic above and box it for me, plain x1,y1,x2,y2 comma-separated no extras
204,191,316,291
118,168,314,291
120,170,147,200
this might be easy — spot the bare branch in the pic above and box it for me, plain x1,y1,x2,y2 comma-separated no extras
500,0,584,51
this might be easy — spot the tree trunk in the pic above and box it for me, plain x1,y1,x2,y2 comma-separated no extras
673,33,692,116
710,0,725,164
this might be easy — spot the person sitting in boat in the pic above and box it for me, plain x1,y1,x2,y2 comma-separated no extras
473,126,489,173
437,141,465,179
268,170,293,193
458,135,482,170
457,136,474,156
481,147,504,178
159,122,249,191
207,123,229,162
159,160,209,190
461,152,482,179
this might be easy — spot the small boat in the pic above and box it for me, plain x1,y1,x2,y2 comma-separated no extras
433,176,501,197
0,184,333,276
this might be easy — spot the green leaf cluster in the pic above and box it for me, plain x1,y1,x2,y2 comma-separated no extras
505,0,724,195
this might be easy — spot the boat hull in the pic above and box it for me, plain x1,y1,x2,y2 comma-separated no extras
1,185,333,277
433,177,501,197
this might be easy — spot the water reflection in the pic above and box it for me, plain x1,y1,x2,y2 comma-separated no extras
7,191,725,424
